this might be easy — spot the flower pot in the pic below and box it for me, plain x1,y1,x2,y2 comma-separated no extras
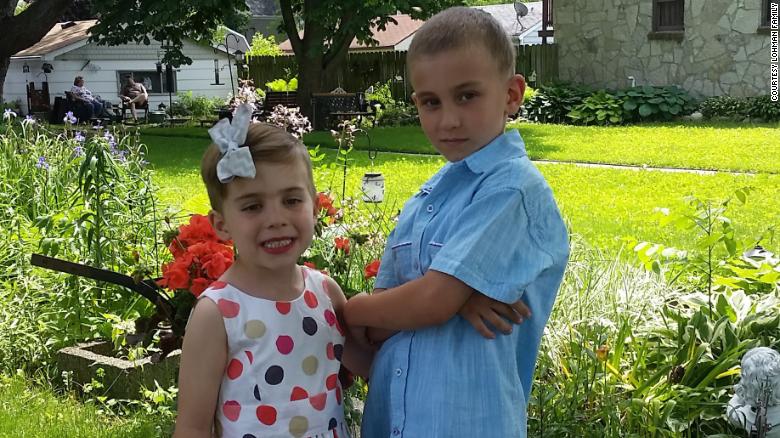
56,340,181,400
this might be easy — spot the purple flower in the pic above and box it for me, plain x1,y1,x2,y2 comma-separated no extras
63,111,77,124
3,108,17,120
22,114,35,125
36,156,49,170
73,146,84,157
74,131,86,143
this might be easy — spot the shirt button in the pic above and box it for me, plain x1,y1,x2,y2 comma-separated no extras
426,204,434,213
393,428,400,436
395,368,403,377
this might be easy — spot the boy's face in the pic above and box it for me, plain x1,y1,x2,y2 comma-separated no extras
209,159,316,273
410,45,525,162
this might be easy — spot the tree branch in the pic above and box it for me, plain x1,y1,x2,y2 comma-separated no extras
0,0,74,56
279,0,302,56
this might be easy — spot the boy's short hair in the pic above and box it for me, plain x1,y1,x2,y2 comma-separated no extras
73,76,83,85
408,6,515,78
201,123,316,211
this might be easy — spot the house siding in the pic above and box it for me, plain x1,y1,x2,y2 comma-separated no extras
6,40,236,114
555,0,770,97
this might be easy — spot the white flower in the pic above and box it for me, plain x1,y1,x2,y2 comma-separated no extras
3,108,17,120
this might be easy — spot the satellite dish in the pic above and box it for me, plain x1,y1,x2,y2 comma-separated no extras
514,2,529,20
514,1,529,33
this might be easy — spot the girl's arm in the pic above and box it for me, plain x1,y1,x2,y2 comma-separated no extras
173,298,227,438
323,276,374,379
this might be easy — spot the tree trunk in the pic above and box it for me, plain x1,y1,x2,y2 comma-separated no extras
296,53,324,118
0,0,73,105
0,56,9,104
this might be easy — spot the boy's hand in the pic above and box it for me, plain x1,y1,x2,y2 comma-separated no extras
459,294,531,339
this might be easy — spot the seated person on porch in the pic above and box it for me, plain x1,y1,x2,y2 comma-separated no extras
70,76,112,118
120,76,148,121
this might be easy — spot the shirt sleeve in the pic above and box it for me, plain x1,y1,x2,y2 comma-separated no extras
373,228,400,290
429,186,568,304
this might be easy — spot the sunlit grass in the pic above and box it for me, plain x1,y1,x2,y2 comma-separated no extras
0,374,167,437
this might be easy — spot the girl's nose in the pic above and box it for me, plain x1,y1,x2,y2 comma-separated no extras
264,204,288,228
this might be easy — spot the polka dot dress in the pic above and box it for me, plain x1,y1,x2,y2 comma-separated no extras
199,266,349,438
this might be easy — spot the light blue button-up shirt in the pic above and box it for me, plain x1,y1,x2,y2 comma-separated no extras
362,130,569,437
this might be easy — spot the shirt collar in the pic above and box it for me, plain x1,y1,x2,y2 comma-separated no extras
460,129,527,174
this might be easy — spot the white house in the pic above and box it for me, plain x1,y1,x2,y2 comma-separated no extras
5,20,249,115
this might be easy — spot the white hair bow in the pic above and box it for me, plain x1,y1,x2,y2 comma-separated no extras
209,104,256,183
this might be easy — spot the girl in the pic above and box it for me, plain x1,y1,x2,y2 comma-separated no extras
174,105,372,438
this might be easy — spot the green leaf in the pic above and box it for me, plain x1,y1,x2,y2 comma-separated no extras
638,104,653,117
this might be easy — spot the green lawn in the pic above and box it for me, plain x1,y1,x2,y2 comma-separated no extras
517,121,780,174
142,130,780,255
0,374,168,437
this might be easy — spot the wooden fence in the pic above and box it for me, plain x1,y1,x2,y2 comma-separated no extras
245,44,558,101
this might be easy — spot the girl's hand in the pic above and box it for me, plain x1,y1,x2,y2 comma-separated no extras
459,293,531,339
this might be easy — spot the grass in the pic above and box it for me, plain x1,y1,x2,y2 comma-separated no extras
0,374,167,437
142,120,780,173
517,121,780,174
142,133,780,255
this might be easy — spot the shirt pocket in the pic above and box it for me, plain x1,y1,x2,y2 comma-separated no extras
390,241,416,284
424,240,444,272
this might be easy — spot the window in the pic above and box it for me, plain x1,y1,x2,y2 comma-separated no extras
763,0,774,28
653,0,684,32
116,70,177,95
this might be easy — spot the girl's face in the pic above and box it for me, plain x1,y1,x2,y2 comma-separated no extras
210,159,316,275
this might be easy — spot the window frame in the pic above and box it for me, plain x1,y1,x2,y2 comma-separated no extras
116,70,177,96
652,0,685,32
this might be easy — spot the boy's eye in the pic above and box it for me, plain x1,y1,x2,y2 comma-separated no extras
421,98,440,108
242,203,261,212
285,198,302,206
458,92,477,102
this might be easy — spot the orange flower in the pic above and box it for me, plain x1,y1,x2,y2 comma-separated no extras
596,345,610,362
160,215,234,297
190,278,211,297
334,237,350,255
364,259,381,278
317,192,334,214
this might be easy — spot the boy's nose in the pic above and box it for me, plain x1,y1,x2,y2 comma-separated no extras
440,106,461,129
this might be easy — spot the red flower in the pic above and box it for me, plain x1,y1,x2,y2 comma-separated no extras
364,259,381,279
334,237,350,255
317,192,334,215
303,261,317,269
190,278,211,297
159,215,234,297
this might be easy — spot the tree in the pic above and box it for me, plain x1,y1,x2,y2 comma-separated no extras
0,0,247,103
278,0,463,115
0,0,73,102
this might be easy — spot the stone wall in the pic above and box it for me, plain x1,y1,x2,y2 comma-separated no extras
555,0,771,97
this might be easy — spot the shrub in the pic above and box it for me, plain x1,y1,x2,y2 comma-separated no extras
745,95,780,121
523,83,592,123
698,96,750,120
246,34,283,57
374,102,418,127
0,120,161,373
566,90,624,125
365,80,395,109
617,85,697,121
171,91,222,118
265,77,298,92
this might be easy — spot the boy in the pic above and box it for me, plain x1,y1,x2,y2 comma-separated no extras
343,7,569,437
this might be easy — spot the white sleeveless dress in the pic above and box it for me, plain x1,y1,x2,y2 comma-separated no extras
199,266,350,438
